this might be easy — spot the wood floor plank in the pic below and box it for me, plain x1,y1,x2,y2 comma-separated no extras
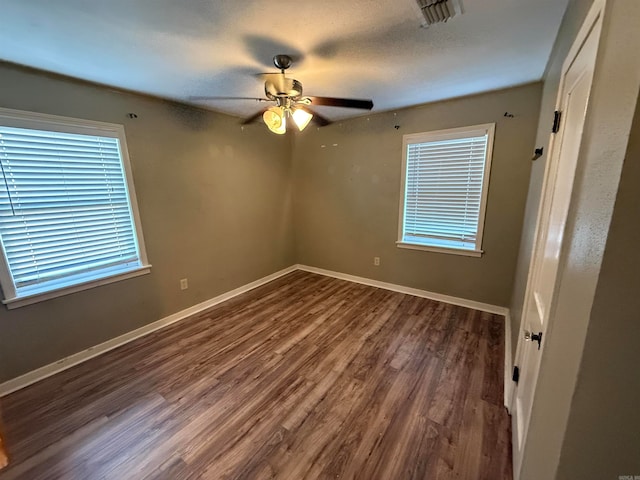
427,328,481,432
0,272,512,480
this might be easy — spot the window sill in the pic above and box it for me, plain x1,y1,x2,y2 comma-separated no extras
396,242,483,257
2,265,152,309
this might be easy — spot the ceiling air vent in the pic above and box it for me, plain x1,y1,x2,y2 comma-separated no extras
413,0,464,27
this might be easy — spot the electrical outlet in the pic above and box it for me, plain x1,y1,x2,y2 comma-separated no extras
180,278,188,290
374,257,380,266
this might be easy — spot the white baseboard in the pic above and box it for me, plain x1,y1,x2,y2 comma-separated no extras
504,311,513,413
0,263,511,397
0,265,298,397
297,264,514,411
296,264,509,316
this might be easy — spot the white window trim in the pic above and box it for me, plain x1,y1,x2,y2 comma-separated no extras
396,123,495,257
396,241,483,257
0,107,151,308
3,266,151,309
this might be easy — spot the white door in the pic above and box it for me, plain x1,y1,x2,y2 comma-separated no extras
511,7,603,478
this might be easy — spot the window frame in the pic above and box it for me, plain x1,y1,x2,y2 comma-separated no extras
0,107,151,309
396,123,495,257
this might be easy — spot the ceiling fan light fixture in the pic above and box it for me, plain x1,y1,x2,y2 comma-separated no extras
232,55,372,130
263,106,287,134
292,108,313,131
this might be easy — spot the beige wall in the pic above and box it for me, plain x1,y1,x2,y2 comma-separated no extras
556,84,640,480
292,84,542,307
0,63,295,382
509,0,595,357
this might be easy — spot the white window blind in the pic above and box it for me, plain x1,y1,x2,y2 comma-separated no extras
0,109,149,305
398,124,494,255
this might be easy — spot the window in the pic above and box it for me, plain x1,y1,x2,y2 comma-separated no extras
0,108,150,308
397,123,495,257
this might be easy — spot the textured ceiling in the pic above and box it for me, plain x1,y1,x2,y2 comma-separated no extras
0,0,569,120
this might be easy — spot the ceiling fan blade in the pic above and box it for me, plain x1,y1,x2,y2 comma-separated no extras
307,96,374,110
308,109,332,126
241,109,268,125
188,96,269,102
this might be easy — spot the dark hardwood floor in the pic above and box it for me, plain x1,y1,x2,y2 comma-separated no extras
0,271,512,480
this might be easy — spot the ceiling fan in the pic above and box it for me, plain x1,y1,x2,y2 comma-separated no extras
190,54,374,134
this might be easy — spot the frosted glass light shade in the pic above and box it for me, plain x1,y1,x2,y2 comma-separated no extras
263,107,286,134
292,108,313,131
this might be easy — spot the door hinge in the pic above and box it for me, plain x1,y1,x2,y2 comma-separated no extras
512,366,520,384
552,110,562,133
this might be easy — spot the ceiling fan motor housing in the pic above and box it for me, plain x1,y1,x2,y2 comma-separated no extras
265,78,303,100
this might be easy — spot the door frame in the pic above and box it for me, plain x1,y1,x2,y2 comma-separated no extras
0,401,7,470
510,0,605,476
